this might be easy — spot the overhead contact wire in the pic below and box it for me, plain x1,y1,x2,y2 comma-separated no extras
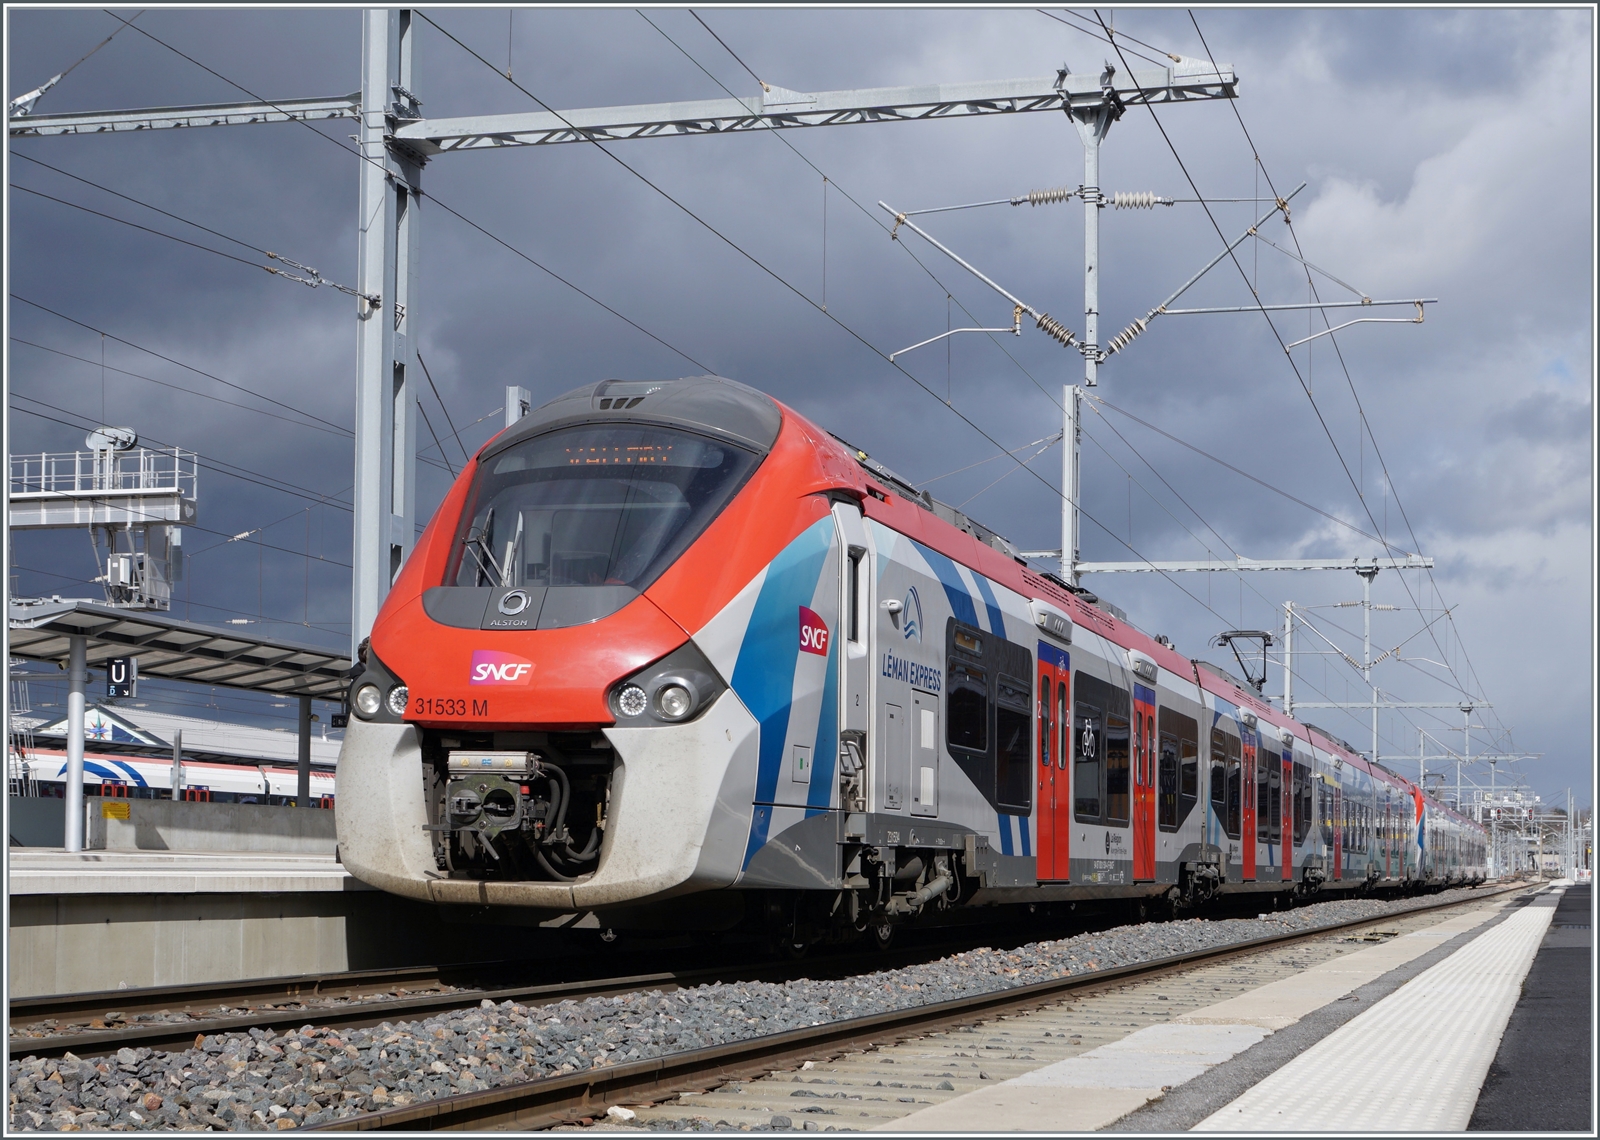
419,12,1283,637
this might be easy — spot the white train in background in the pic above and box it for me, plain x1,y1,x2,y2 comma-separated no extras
13,747,336,806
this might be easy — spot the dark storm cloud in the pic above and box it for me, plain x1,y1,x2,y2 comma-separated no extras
5,6,1591,807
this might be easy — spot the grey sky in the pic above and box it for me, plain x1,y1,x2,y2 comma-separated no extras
5,6,1593,811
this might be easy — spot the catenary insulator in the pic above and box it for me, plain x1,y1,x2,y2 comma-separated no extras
1110,191,1173,209
1024,185,1076,206
1035,312,1078,348
1106,316,1149,354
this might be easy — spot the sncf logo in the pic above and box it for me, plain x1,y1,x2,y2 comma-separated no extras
799,606,830,656
470,650,535,685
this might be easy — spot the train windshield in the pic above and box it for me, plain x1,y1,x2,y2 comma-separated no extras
447,423,759,590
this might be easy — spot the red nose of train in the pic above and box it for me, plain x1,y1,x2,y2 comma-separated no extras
349,374,811,731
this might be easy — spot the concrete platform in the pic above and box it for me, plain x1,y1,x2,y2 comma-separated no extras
7,849,599,997
893,887,1563,1133
8,849,363,894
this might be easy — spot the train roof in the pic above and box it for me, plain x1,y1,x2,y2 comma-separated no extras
485,375,783,459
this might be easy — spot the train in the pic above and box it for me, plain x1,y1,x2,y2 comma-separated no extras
337,375,1486,946
13,748,336,806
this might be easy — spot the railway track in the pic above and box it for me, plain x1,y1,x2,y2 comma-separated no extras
7,912,1133,1062
303,883,1528,1132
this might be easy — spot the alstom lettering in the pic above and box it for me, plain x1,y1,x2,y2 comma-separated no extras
881,652,941,692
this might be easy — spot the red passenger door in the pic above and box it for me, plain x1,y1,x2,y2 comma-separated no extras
1242,730,1257,881
1037,664,1056,880
1132,685,1156,880
1037,642,1070,881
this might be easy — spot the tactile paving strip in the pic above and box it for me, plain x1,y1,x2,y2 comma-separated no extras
1191,896,1558,1132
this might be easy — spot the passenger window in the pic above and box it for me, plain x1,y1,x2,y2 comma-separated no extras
1057,683,1068,770
1145,714,1155,787
1210,729,1228,818
1038,673,1052,770
947,662,988,753
1074,704,1103,822
1292,761,1311,846
1104,714,1130,825
995,675,1033,813
1158,732,1180,831
1073,672,1131,825
847,549,864,645
1268,753,1282,844
1225,733,1242,840
1158,706,1200,829
1256,751,1272,841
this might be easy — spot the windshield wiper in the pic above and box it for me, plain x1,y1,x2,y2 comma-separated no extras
461,511,503,586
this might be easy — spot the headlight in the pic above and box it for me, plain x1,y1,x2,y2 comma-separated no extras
354,684,383,718
386,685,410,717
655,682,694,721
610,642,726,726
616,683,648,718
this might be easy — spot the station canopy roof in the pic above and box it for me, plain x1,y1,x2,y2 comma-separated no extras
7,598,350,699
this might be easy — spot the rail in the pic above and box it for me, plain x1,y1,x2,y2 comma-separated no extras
8,924,1100,1062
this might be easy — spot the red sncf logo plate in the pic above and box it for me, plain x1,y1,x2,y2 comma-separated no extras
470,649,535,685
799,606,830,656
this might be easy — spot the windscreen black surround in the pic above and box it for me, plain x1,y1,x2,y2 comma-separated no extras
445,423,760,592
423,376,783,631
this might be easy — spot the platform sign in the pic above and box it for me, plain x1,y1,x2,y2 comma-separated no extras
107,656,138,699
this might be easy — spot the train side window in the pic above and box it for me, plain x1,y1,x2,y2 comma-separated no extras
1104,713,1130,825
847,548,864,645
1292,761,1310,846
1268,754,1282,844
1057,682,1069,770
1209,728,1227,821
1158,706,1200,828
995,674,1033,813
1226,733,1242,839
1158,732,1179,831
947,662,988,754
1038,674,1052,769
1146,714,1155,788
1074,703,1103,822
1256,751,1271,842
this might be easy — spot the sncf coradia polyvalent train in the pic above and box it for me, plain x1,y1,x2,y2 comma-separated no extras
338,376,1485,946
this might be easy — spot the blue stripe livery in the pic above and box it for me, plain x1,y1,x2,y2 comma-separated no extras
1133,682,1156,706
806,627,839,817
733,517,834,868
971,574,1006,640
997,813,1014,856
111,759,149,786
914,542,980,629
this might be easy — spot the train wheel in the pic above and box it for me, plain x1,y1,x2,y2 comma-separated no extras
871,920,895,952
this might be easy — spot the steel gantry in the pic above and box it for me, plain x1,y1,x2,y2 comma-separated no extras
9,10,1238,654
